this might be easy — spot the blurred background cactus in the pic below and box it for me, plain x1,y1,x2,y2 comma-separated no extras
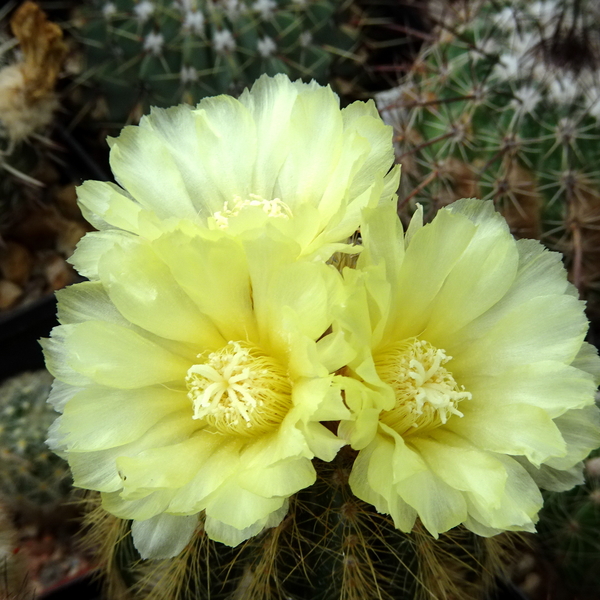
0,370,71,523
67,0,363,128
376,0,600,326
0,370,94,596
0,502,35,600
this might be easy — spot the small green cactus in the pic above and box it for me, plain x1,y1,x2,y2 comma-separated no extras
70,0,361,126
376,0,600,316
0,371,72,520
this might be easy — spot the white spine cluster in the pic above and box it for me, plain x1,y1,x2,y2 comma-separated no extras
257,36,277,58
143,32,164,55
134,0,155,22
213,29,236,53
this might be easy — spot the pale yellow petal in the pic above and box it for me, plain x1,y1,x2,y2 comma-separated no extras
65,410,197,492
456,361,597,418
203,481,286,530
131,513,198,559
110,110,202,222
98,241,224,346
465,455,542,533
204,501,288,547
387,209,477,340
152,230,258,342
395,469,468,537
77,180,142,233
420,206,519,342
450,295,587,376
412,431,507,508
68,230,135,280
60,322,190,388
544,405,600,469
445,403,566,466
59,386,190,450
102,489,175,520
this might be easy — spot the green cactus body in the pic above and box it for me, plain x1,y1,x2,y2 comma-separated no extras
0,371,72,519
81,448,517,600
71,0,360,126
377,0,600,314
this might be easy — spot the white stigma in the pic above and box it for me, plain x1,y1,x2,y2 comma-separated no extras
405,345,468,424
213,194,292,228
376,339,471,435
187,342,259,426
186,341,292,436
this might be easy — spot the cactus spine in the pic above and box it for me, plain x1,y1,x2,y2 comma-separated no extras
376,0,600,317
70,0,361,126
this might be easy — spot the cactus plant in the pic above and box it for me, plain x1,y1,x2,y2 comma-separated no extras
376,0,600,318
69,0,362,126
80,448,519,600
0,371,72,521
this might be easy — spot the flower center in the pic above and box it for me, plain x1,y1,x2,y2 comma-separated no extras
213,194,292,229
186,341,292,437
374,338,470,436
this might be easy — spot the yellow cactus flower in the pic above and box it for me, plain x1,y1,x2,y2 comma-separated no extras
338,198,600,537
43,227,350,558
74,73,400,262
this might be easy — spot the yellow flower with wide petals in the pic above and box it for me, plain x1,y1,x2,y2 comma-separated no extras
44,226,350,558
338,198,600,537
73,73,399,265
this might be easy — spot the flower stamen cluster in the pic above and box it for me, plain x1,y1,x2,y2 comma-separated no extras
375,339,470,435
213,194,292,229
186,341,292,436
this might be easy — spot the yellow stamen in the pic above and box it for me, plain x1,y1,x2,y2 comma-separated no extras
186,341,292,437
374,338,470,435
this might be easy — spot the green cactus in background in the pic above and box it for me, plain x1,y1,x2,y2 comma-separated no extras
376,0,600,318
69,0,362,127
535,448,600,597
80,449,519,600
0,371,72,520
0,503,34,600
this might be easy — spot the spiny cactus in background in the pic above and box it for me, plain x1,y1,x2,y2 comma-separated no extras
0,503,34,600
0,371,72,521
535,448,600,598
69,0,361,127
80,450,519,600
376,0,600,318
